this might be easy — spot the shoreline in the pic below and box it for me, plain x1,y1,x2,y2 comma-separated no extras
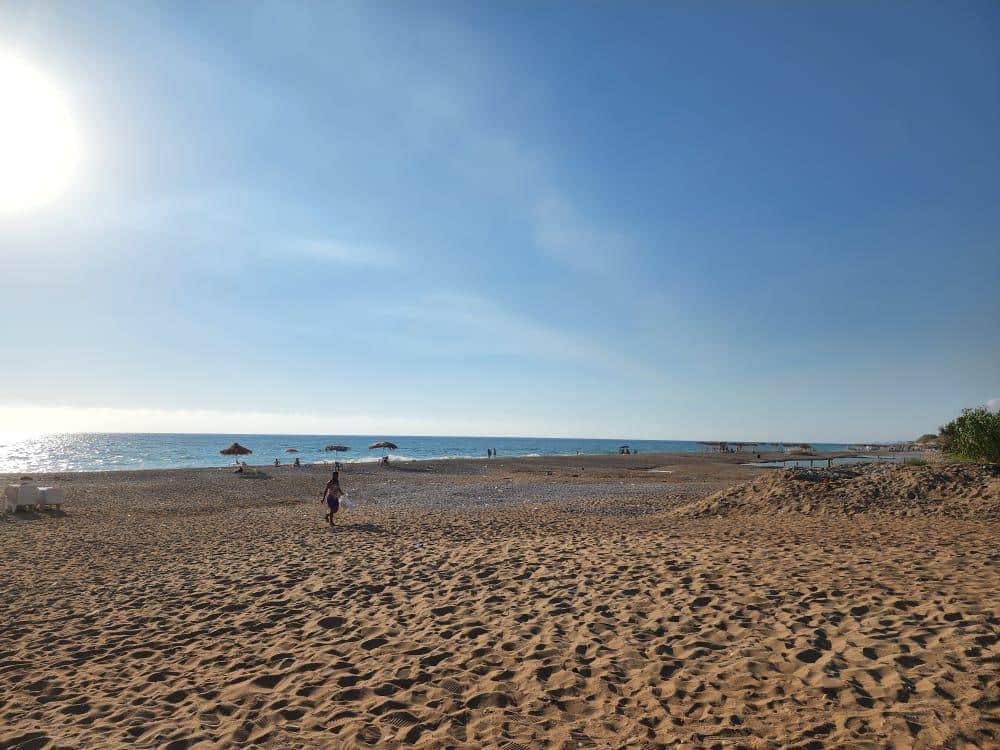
0,446,911,480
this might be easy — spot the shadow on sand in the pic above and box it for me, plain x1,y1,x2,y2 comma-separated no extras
5,509,68,522
383,463,433,473
237,470,270,479
329,522,394,535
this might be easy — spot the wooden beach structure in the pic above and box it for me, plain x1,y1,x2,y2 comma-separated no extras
697,441,760,453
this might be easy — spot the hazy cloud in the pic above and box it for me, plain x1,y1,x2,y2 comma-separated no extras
397,291,666,385
0,402,619,439
0,403,461,436
288,239,403,268
534,194,634,274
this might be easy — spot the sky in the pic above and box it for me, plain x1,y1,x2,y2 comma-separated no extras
0,1,997,442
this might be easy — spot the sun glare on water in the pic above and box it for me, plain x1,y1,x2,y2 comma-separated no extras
0,53,81,214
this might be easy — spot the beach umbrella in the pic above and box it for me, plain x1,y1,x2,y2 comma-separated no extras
220,442,252,456
325,444,350,452
285,448,299,453
369,441,398,452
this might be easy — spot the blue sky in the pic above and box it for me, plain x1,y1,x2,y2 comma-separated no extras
0,1,997,441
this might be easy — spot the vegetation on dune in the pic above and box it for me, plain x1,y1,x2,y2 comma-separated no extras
938,407,1000,464
915,433,938,444
904,457,928,467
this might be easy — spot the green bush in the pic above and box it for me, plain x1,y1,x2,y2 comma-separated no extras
939,407,1000,464
904,457,928,467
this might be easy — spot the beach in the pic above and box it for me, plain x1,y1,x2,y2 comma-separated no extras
1,452,997,749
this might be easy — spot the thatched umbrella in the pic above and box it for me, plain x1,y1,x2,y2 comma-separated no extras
285,448,299,453
220,442,252,457
325,444,350,452
369,440,398,453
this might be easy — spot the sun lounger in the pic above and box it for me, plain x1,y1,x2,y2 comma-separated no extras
6,484,22,512
5,483,40,512
38,487,65,511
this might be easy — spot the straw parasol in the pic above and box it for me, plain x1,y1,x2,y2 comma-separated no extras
325,444,350,452
220,442,252,456
369,441,398,453
285,448,299,453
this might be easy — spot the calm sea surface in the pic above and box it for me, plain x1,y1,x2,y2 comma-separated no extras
0,433,853,474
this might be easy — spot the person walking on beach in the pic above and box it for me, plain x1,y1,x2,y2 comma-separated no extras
322,470,344,526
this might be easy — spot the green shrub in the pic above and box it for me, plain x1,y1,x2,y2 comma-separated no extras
903,457,928,467
939,407,1000,464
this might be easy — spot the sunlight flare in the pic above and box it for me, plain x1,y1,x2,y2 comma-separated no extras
0,52,81,214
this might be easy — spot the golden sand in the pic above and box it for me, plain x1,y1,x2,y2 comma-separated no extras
1,454,997,749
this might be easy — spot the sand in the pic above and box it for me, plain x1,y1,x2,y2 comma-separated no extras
679,462,1000,520
1,453,998,749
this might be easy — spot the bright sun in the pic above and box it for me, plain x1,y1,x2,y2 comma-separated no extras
0,54,81,214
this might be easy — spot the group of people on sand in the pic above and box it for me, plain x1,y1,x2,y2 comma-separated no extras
237,456,304,473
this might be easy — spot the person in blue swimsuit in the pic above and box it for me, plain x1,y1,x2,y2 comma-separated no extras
322,470,344,526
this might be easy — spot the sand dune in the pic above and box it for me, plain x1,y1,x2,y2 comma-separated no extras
677,462,1000,520
1,454,997,748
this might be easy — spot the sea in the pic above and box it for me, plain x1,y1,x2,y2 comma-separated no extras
0,433,854,474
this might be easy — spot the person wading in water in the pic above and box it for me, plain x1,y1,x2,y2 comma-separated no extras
322,470,344,526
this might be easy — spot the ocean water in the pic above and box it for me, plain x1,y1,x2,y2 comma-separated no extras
0,433,852,474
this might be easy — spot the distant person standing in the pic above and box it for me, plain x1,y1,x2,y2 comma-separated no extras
322,470,344,526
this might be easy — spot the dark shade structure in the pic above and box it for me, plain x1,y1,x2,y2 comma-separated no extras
285,448,299,453
324,445,350,452
220,442,252,456
369,441,398,450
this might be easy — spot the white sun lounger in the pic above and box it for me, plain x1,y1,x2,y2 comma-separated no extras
38,487,65,511
5,484,40,513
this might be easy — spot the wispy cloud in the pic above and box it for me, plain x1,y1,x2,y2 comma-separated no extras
425,291,605,362
380,291,666,385
288,239,403,269
279,5,637,279
534,194,635,274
